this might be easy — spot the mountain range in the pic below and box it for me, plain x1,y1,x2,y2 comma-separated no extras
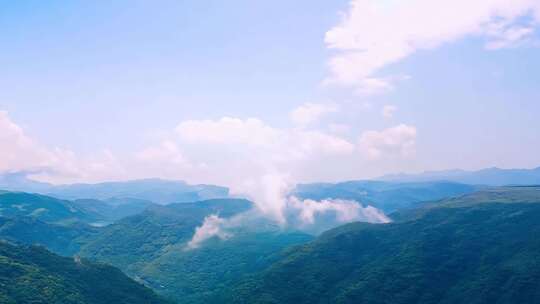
225,186,540,304
380,166,540,186
2,170,540,303
0,173,229,204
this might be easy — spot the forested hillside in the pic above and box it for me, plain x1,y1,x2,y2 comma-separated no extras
0,241,171,304
227,187,540,304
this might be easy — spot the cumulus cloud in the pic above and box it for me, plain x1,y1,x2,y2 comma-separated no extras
0,111,54,172
232,173,293,224
175,117,354,163
289,103,338,127
325,0,540,93
359,124,417,160
172,116,357,222
0,111,356,186
0,111,202,184
0,111,120,183
382,105,397,119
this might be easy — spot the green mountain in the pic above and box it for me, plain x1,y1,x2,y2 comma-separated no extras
140,228,313,303
391,185,540,222
0,241,171,304
0,216,97,256
0,192,100,225
294,181,476,212
228,186,540,304
78,199,313,303
79,199,254,271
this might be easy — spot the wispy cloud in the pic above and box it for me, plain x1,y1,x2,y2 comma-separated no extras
359,124,417,160
325,0,540,94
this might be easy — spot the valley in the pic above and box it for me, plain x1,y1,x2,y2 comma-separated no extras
1,176,539,303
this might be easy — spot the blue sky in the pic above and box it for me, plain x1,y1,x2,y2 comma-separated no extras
0,0,344,151
0,0,539,185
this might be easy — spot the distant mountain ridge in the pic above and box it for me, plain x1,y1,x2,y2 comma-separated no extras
294,180,476,213
379,166,540,186
0,172,229,204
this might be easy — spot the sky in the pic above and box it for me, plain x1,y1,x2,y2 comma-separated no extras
1,0,540,188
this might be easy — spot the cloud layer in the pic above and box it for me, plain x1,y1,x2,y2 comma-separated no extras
359,124,417,160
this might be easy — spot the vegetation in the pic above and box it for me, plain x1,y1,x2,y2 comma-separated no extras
140,228,313,303
0,241,172,304
78,199,313,303
0,216,97,256
3,186,540,304
78,199,253,271
226,186,540,304
0,192,99,225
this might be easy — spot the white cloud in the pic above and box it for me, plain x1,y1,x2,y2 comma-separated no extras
176,117,279,147
136,140,188,165
231,173,293,224
382,105,397,119
31,149,128,184
186,214,232,250
288,197,391,225
289,103,338,127
325,0,540,93
0,108,407,229
0,111,54,172
359,124,417,160
485,25,535,49
185,195,391,250
175,117,355,163
328,123,351,134
172,116,359,223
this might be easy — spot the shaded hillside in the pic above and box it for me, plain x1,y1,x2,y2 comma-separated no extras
79,199,254,271
78,199,313,303
228,186,540,304
140,229,313,303
0,216,97,256
0,241,171,304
